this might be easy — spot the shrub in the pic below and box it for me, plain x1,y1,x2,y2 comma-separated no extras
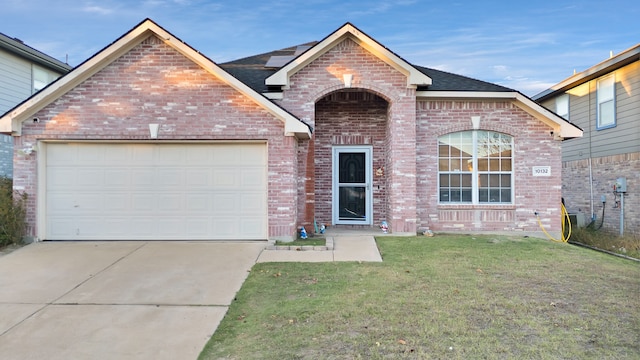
0,177,28,246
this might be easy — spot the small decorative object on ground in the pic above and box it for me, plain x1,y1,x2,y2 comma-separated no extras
423,229,434,237
320,224,326,234
300,226,308,239
380,220,388,233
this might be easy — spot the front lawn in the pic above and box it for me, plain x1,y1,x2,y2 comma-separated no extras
200,235,639,359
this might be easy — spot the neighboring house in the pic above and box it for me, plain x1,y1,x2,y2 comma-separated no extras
533,44,639,236
0,19,581,242
0,32,72,178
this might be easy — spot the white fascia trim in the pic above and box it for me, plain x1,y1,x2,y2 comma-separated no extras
266,23,431,89
263,92,283,100
417,91,583,140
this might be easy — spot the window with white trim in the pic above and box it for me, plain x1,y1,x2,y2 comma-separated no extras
596,75,615,129
32,65,59,93
555,94,569,120
438,130,513,204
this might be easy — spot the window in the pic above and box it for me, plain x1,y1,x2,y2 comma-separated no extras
596,75,615,129
438,130,513,204
32,65,58,93
555,94,569,120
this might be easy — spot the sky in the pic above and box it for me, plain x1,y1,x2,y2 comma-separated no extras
1,0,637,96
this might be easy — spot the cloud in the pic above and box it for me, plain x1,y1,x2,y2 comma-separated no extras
82,5,114,15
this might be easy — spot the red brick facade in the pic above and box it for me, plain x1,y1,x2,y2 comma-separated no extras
416,100,562,233
10,26,566,241
277,38,420,234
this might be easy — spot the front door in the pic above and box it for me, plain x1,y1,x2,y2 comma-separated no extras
332,146,372,225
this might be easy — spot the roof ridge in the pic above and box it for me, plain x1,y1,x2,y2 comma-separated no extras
220,41,318,65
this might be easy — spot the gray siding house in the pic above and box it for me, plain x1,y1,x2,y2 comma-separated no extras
0,33,72,178
533,43,640,235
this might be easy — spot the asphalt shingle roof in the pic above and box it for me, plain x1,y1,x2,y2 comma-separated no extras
219,42,514,94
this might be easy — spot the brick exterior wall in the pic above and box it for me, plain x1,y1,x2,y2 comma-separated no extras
562,152,639,235
11,31,568,240
277,37,418,234
13,35,299,240
416,100,563,234
314,91,388,226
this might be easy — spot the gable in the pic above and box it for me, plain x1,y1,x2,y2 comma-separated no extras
28,35,289,135
287,37,409,93
0,19,310,138
266,23,431,90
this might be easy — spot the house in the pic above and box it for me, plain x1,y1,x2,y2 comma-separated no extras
0,19,582,242
533,44,639,236
0,32,72,178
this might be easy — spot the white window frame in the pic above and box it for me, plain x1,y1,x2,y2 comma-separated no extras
596,74,616,129
438,130,514,205
32,65,58,94
555,94,569,120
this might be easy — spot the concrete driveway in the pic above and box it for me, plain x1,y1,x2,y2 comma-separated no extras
0,241,264,360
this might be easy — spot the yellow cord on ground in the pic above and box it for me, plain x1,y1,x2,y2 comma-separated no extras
536,203,572,243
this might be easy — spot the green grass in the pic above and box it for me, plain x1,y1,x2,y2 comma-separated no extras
275,238,326,247
199,234,640,359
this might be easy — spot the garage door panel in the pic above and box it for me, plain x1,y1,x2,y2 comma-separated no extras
47,168,76,188
131,169,156,186
76,145,105,164
74,194,104,212
128,219,157,236
47,194,76,213
243,219,267,238
212,169,239,187
157,194,183,212
130,145,155,164
185,169,211,187
241,168,268,187
104,218,131,236
48,219,75,238
185,194,209,212
240,193,267,214
45,143,267,240
156,146,185,165
186,218,210,237
212,194,239,216
239,145,266,165
131,194,157,211
104,170,130,186
157,219,185,236
158,169,183,187
211,218,238,238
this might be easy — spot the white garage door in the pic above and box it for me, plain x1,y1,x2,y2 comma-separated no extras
45,142,267,240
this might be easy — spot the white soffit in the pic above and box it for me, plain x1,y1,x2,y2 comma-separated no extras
265,23,432,89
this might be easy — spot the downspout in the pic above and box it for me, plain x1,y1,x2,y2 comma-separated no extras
589,157,594,221
588,84,595,221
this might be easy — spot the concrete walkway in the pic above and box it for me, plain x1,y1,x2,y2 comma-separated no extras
0,236,381,359
257,235,382,263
